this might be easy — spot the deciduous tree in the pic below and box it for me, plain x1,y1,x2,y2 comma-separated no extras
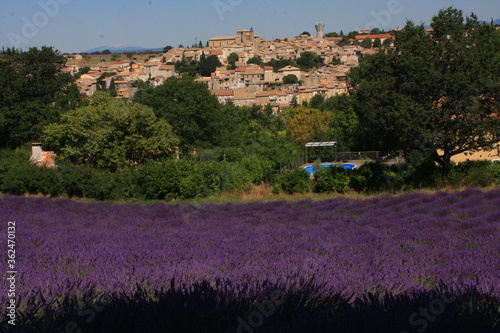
349,7,500,168
296,51,324,71
247,56,263,66
44,93,178,171
133,77,224,150
198,54,222,76
360,37,372,48
283,74,298,84
281,106,334,146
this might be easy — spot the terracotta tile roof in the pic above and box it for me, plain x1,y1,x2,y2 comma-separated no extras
214,90,235,96
210,36,236,40
278,65,301,72
355,34,393,40
244,67,264,74
159,65,175,70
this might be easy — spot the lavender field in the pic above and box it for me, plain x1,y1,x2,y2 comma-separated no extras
1,189,499,332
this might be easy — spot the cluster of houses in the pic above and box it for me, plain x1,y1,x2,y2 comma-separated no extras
64,28,385,111
65,60,177,99
35,27,500,166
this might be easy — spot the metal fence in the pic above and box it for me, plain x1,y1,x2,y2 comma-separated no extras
278,151,405,174
334,151,381,162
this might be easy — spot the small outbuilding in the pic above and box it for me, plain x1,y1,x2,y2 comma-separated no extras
30,143,57,167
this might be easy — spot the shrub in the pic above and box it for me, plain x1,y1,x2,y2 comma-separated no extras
0,149,64,196
275,168,311,194
221,147,244,162
214,161,250,192
348,163,389,193
348,164,372,193
404,160,443,189
60,164,100,198
178,161,217,199
489,161,500,182
314,166,350,193
196,147,224,162
240,154,272,184
139,159,260,200
139,160,184,200
448,160,496,188
348,162,425,193
283,74,299,84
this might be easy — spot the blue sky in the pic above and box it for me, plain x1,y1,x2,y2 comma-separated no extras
0,0,498,53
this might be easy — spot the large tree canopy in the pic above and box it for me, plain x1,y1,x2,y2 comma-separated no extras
133,77,225,150
0,46,83,148
349,7,500,167
281,106,334,146
44,93,178,171
296,51,325,71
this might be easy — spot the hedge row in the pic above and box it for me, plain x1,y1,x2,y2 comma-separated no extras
275,160,500,194
1,149,499,200
0,150,272,201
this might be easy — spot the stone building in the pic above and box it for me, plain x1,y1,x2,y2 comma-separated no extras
209,29,262,48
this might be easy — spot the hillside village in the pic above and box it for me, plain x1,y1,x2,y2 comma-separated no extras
65,27,391,111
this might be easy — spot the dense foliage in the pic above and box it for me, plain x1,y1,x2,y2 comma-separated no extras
2,8,497,200
44,93,179,171
0,149,278,200
0,46,84,148
1,189,498,331
1,148,499,200
1,9,500,331
281,106,335,146
349,8,500,167
134,77,301,168
174,52,222,77
264,51,325,72
274,168,311,194
134,77,224,149
314,165,351,193
139,156,271,200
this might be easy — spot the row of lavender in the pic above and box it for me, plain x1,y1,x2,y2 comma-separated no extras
1,189,498,310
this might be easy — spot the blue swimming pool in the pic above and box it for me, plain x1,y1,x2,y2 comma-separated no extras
304,163,357,175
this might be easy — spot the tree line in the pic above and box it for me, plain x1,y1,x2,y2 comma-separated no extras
0,7,499,199
173,50,330,78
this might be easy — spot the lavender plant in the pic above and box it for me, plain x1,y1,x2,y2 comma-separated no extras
0,189,498,332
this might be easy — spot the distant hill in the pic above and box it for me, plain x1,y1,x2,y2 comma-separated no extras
494,18,500,26
83,44,164,54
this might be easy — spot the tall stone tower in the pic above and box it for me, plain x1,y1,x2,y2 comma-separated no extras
315,22,325,38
